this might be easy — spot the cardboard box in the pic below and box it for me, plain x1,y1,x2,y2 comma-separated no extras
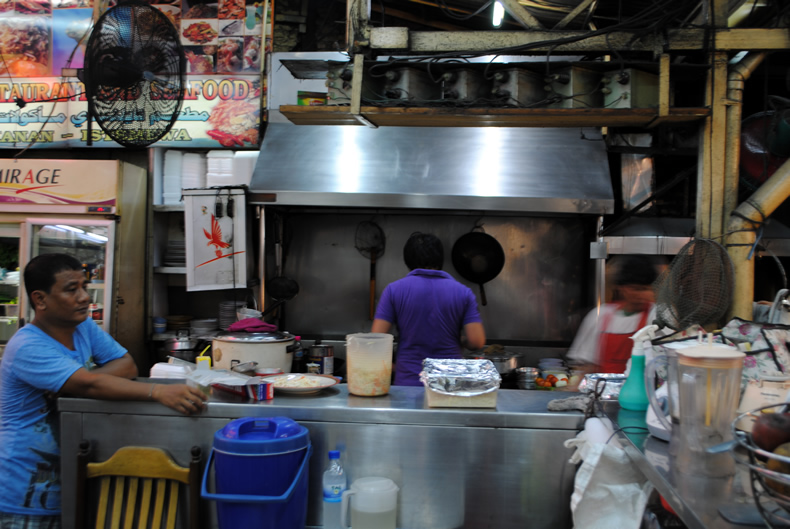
425,387,498,408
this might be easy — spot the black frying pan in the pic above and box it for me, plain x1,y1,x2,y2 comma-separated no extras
451,230,505,306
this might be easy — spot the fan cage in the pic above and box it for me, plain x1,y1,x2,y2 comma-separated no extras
84,0,185,147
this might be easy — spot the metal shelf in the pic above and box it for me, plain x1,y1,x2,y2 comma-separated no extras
279,105,709,128
154,267,186,274
153,204,185,213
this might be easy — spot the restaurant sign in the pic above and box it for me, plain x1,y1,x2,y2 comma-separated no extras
0,159,118,205
0,75,261,149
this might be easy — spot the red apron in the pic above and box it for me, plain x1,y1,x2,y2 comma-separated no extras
597,305,649,373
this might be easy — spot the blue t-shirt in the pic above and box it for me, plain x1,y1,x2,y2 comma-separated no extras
374,269,482,386
0,319,127,515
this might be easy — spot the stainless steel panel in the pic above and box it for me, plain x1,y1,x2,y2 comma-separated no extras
250,124,614,215
59,385,584,430
60,388,581,529
262,212,593,342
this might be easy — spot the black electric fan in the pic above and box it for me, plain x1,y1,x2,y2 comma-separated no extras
83,0,185,147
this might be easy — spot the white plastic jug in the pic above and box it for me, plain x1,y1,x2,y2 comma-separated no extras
340,477,398,529
345,333,393,396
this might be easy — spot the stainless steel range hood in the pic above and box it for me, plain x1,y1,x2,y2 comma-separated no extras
249,124,614,214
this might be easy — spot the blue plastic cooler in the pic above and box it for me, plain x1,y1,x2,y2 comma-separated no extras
201,417,312,529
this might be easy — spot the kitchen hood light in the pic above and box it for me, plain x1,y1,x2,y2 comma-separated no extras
492,1,504,28
55,225,84,234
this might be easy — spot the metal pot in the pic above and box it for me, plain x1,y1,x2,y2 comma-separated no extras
466,350,525,375
212,331,295,374
162,330,204,362
451,229,505,306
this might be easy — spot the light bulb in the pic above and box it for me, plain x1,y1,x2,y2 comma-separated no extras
492,1,504,28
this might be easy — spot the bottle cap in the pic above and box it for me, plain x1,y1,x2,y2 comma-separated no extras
329,450,340,459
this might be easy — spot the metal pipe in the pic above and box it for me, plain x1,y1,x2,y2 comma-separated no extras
723,52,767,321
724,53,767,216
727,158,790,320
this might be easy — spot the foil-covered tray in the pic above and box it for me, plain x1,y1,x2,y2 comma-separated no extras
420,358,501,396
577,373,627,400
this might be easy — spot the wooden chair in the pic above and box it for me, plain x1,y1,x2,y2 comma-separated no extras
75,440,202,529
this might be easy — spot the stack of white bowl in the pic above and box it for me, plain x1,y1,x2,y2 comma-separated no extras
538,358,568,379
162,150,183,204
206,151,235,187
181,152,207,189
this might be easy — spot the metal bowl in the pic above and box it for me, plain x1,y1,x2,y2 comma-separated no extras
466,351,525,375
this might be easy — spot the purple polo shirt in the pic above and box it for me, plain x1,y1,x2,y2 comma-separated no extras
374,269,482,386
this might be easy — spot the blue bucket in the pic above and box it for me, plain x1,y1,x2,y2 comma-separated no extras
201,417,312,529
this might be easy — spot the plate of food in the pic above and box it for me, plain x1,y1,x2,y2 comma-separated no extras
260,373,338,394
182,20,217,45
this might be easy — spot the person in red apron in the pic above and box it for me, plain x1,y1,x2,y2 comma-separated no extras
567,256,658,376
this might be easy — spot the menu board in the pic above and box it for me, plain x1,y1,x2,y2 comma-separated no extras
0,0,272,148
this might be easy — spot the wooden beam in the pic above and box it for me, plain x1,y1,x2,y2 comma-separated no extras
500,0,544,29
374,28,790,54
696,51,729,240
370,4,466,32
553,0,596,30
658,53,670,118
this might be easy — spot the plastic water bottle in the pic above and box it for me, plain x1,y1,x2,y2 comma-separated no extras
322,450,347,529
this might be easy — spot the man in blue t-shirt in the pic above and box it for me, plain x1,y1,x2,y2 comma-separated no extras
372,232,486,385
0,254,207,528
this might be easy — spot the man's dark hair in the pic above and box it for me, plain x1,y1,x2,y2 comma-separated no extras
615,255,658,286
403,232,444,270
24,253,83,303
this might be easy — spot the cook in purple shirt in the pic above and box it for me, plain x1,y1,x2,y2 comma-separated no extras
372,232,486,385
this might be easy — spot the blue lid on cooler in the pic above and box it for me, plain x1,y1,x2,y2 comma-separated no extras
213,417,309,455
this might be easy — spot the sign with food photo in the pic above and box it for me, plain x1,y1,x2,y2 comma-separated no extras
0,0,269,148
0,74,261,148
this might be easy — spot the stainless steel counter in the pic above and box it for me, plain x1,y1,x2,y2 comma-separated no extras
60,383,584,529
603,403,765,529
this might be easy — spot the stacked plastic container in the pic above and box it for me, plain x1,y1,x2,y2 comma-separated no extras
162,150,183,205
233,151,258,186
182,152,207,189
206,151,235,187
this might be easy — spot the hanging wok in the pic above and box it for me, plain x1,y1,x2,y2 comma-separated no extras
451,230,505,306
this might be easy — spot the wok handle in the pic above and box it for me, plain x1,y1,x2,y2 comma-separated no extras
369,256,376,320
479,284,487,306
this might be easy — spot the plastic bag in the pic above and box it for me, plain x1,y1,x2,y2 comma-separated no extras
565,421,653,529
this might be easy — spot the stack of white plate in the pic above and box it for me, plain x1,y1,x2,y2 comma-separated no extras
190,318,218,335
206,151,235,187
182,152,207,189
162,150,183,204
163,240,186,267
218,301,246,330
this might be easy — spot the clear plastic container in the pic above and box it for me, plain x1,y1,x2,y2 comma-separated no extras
346,333,393,396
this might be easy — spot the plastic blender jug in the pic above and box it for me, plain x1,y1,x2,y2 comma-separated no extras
645,349,680,439
340,477,398,529
673,344,744,478
345,333,393,396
